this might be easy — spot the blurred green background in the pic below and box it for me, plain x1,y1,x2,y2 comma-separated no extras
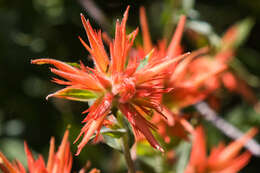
0,0,260,172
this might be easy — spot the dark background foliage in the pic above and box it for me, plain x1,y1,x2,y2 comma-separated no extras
0,0,259,172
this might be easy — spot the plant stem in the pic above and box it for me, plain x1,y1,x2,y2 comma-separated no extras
116,110,136,173
122,133,136,173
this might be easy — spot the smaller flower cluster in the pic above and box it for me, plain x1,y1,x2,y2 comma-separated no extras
0,131,100,173
137,6,258,146
185,126,258,173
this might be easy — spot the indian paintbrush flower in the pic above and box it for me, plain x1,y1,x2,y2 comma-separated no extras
0,130,100,173
185,18,258,109
184,126,258,173
138,7,225,143
139,7,227,111
32,6,190,155
0,130,73,173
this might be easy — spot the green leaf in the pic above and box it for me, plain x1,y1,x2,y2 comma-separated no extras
66,62,81,68
100,127,126,138
51,88,99,102
233,18,254,49
137,49,154,70
103,134,123,151
90,127,126,151
137,141,158,156
116,110,135,149
174,141,191,173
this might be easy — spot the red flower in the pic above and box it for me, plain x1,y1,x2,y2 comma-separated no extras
167,51,227,110
0,130,73,173
185,20,258,108
32,6,189,155
139,6,185,61
138,7,224,143
217,23,257,105
185,126,258,173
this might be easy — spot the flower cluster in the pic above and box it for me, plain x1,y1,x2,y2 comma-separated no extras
185,126,258,173
15,5,258,173
32,6,192,155
0,131,99,173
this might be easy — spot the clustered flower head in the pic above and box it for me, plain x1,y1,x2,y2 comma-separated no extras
0,130,72,173
137,7,227,143
17,4,259,173
137,7,259,146
0,131,100,173
185,126,258,173
32,6,193,155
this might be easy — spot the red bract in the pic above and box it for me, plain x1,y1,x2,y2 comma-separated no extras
186,21,257,108
32,6,189,155
151,111,194,143
139,6,224,110
139,6,185,61
185,126,258,173
138,7,225,143
167,51,227,111
217,24,257,105
140,6,256,112
0,130,73,173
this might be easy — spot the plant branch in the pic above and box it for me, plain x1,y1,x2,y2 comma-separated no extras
122,133,136,173
195,101,260,157
116,110,136,173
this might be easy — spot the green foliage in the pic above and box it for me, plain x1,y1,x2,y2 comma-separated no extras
232,18,254,49
53,88,98,102
175,141,191,173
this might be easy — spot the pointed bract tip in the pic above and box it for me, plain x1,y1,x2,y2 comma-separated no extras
24,141,32,156
75,148,82,156
46,93,54,100
156,145,165,152
24,141,28,148
80,13,89,24
31,59,41,64
63,129,70,141
140,6,145,12
124,5,130,15
31,59,53,65
80,13,87,20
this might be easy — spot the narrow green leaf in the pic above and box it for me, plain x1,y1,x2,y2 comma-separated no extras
66,62,81,68
233,18,254,48
137,141,158,156
100,127,126,138
116,110,135,149
52,88,98,102
175,141,191,173
89,127,126,151
103,134,123,151
137,49,154,70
